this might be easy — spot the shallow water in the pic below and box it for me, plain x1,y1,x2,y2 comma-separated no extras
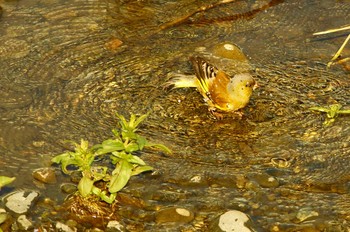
0,0,349,230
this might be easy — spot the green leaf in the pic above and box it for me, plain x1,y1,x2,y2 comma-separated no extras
110,155,121,165
136,135,147,150
78,176,94,197
309,106,329,113
96,139,125,155
128,113,137,129
52,151,80,174
131,165,153,176
133,113,149,130
60,156,80,174
99,191,116,204
111,151,129,159
91,186,115,203
0,176,15,188
121,130,137,140
125,154,146,166
91,166,108,181
116,113,128,130
116,113,149,140
111,128,122,140
109,160,133,193
145,143,172,154
79,139,89,151
103,192,117,204
51,152,71,164
125,143,140,153
91,185,102,195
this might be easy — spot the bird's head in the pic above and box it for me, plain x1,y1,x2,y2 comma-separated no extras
229,73,256,96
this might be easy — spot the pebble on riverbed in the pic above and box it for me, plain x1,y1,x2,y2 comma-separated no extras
106,220,124,232
56,221,77,232
3,190,40,214
250,173,279,188
16,215,33,231
60,183,78,194
155,207,194,224
209,210,256,232
32,167,57,184
295,207,319,223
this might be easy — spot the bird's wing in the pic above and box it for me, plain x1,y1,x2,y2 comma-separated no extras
189,56,217,95
190,56,231,102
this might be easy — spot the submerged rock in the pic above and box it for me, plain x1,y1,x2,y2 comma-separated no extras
3,190,40,214
155,207,194,224
250,173,279,188
32,167,57,184
60,183,78,194
16,215,33,231
56,221,77,232
209,210,256,232
106,220,124,232
295,207,319,223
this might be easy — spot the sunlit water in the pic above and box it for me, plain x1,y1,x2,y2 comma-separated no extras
0,0,349,230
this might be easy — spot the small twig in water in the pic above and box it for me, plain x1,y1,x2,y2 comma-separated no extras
313,25,350,68
158,0,238,31
313,25,350,36
327,34,350,68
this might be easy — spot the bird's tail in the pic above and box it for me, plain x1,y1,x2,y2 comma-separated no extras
165,73,197,89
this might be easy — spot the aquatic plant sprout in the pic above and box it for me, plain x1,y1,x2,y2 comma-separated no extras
0,176,15,189
52,113,171,204
309,104,350,126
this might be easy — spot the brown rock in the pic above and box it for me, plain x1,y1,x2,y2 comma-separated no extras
32,167,57,184
156,207,194,224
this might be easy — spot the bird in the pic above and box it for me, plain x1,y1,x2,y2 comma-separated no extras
167,56,256,118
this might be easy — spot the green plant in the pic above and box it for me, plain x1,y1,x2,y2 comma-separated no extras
310,104,350,126
52,113,171,204
0,176,15,189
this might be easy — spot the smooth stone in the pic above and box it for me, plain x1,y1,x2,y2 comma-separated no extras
70,171,82,184
65,219,78,228
32,167,57,184
90,228,104,232
106,220,124,232
56,221,77,232
209,210,256,232
0,208,13,231
4,190,40,214
156,207,194,224
187,175,209,187
296,207,319,223
117,192,145,208
17,215,33,230
60,183,78,194
0,212,7,224
251,173,279,188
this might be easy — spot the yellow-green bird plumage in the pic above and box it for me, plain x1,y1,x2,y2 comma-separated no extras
168,56,256,113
